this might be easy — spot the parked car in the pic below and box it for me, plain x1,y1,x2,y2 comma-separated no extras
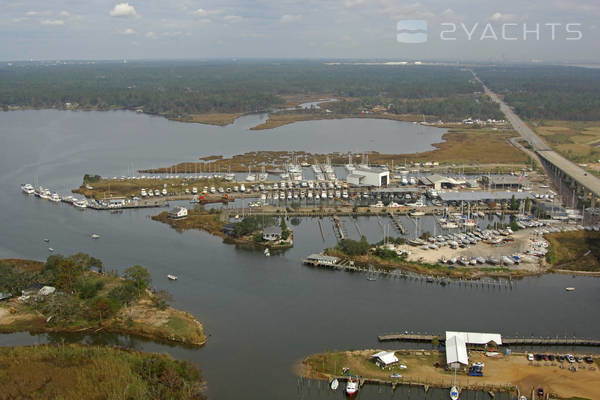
527,353,534,361
575,356,583,363
548,354,555,361
557,355,565,362
584,356,593,364
566,354,576,363
537,388,544,397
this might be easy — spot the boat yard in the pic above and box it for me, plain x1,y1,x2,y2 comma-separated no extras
301,347,600,400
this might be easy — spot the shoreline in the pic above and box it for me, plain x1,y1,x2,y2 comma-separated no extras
0,258,207,347
299,349,600,399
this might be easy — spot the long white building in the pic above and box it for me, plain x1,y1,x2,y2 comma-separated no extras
346,166,389,187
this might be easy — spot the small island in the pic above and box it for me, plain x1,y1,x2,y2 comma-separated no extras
0,254,206,346
152,207,293,250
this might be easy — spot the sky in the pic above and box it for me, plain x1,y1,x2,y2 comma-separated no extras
1,0,600,62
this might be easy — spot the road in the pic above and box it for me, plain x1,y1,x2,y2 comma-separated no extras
472,71,600,198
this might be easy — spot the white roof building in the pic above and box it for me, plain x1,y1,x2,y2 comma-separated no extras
346,166,389,187
371,351,399,366
445,331,502,368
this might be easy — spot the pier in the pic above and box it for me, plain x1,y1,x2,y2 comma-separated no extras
388,210,406,234
302,254,512,289
332,216,347,240
377,333,600,346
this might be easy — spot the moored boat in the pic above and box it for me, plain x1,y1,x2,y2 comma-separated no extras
345,377,358,396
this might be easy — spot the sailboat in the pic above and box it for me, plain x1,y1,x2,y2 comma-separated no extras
367,264,377,281
450,386,459,400
264,248,270,257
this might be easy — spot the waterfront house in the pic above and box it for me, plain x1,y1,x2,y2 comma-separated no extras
168,206,188,219
262,226,282,241
222,223,236,236
371,351,399,368
0,292,12,301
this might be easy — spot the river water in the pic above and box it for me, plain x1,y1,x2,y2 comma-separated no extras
0,110,599,399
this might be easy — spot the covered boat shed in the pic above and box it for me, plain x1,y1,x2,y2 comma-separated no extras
371,351,399,368
445,331,502,368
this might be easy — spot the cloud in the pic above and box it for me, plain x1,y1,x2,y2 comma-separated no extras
26,10,53,17
489,12,517,22
121,28,136,35
161,31,190,37
58,11,71,17
110,3,137,18
280,14,302,23
193,8,208,17
40,19,65,26
223,15,243,23
145,31,156,39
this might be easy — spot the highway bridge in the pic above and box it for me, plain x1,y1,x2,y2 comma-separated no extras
473,72,600,205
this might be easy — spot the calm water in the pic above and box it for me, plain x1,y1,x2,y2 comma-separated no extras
0,110,599,399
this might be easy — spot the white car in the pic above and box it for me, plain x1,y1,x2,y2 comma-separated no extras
527,353,534,361
566,354,576,363
472,362,485,368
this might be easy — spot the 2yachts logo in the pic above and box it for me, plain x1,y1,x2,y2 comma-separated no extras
396,20,428,43
397,20,583,43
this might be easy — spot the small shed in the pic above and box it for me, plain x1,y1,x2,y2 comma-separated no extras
168,206,188,219
371,351,399,367
38,286,56,296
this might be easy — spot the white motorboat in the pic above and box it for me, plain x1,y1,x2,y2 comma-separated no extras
346,378,358,396
48,247,54,252
50,193,61,202
264,248,270,257
565,287,575,291
91,233,100,239
73,199,88,208
21,184,35,194
330,378,339,390
167,274,178,281
162,188,167,196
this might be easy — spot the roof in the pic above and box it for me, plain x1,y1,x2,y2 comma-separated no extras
352,166,389,175
420,174,464,186
438,191,534,202
263,226,282,235
371,351,398,365
445,331,502,366
445,335,468,366
306,254,339,263
486,175,527,185
446,331,502,345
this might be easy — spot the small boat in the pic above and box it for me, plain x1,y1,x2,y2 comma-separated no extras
390,373,403,378
264,248,270,257
91,233,100,239
43,238,50,243
48,247,54,252
450,386,459,400
167,274,178,281
330,378,339,390
345,378,358,396
565,287,575,291
519,396,527,400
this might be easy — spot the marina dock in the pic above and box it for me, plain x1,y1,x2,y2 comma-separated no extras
377,333,600,346
302,254,512,288
388,210,406,234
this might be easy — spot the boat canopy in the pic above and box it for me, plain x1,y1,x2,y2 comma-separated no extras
371,351,398,366
445,335,468,366
445,331,502,346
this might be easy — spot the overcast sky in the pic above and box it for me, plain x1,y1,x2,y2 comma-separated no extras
1,0,599,62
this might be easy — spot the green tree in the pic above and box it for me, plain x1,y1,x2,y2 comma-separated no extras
108,281,138,306
123,265,151,296
88,296,120,322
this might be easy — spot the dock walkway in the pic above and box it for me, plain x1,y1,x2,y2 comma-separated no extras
377,333,600,346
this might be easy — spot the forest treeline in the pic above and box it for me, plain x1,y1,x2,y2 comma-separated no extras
475,65,600,120
1,61,488,119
